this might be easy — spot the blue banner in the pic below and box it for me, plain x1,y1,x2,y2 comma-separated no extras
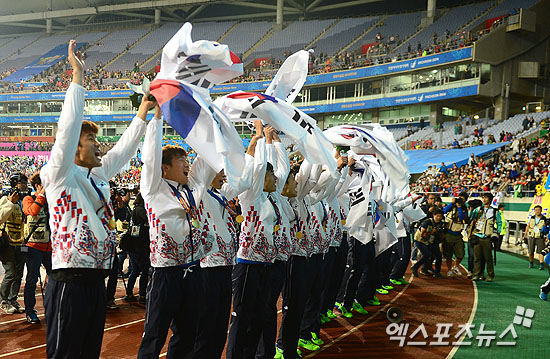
0,89,133,102
298,85,479,114
211,47,473,94
3,43,85,83
0,84,478,123
0,47,473,102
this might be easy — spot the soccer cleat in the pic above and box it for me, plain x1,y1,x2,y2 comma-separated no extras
352,301,368,315
466,271,473,279
1,301,16,314
529,262,534,268
326,309,337,319
485,277,494,282
311,332,324,346
433,272,444,278
539,263,545,270
335,302,353,318
400,276,410,285
275,346,284,359
425,268,435,275
376,288,389,295
389,279,402,286
381,285,394,291
320,312,329,324
106,300,119,310
446,271,455,278
420,269,431,276
540,290,548,301
452,266,462,276
298,338,320,351
411,267,419,277
123,295,138,303
138,295,147,304
26,310,40,324
11,301,24,314
367,295,381,306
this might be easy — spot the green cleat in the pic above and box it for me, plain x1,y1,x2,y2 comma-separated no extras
335,302,353,318
311,332,324,346
367,295,381,306
381,285,394,291
376,288,389,295
401,276,410,284
275,346,303,359
320,312,329,324
298,338,320,351
389,279,402,286
352,301,368,315
326,309,337,319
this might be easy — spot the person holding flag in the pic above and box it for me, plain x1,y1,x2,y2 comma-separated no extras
137,22,247,358
192,136,258,359
226,124,279,359
41,40,152,359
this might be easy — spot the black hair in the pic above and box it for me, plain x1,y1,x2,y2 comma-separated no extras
10,173,27,188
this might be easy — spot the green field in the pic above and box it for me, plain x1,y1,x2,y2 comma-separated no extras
453,251,550,359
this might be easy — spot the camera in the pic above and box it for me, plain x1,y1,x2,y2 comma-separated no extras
129,93,156,109
3,188,20,197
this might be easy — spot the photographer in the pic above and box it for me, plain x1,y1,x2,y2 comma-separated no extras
523,205,548,270
105,187,132,310
122,192,150,304
22,170,51,324
471,193,497,282
0,173,28,315
411,207,444,278
442,196,468,277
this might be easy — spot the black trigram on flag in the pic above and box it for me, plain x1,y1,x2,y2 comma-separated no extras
175,54,213,89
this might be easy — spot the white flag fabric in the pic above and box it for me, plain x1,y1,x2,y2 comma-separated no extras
373,200,398,256
217,92,338,176
265,49,311,103
150,23,246,188
324,124,410,201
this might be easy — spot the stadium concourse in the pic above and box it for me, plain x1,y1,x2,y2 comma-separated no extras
1,0,550,359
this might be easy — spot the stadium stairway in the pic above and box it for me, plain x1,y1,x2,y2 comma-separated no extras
337,16,387,56
457,0,502,34
304,19,342,52
217,22,241,43
243,26,276,61
103,27,155,70
0,34,43,68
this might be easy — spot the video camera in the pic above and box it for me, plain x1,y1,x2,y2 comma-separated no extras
129,93,156,109
2,187,20,197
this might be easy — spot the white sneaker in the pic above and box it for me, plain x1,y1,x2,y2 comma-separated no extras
446,271,455,277
11,301,25,314
452,267,462,276
1,301,16,314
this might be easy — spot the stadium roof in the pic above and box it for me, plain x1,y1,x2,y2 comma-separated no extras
0,0,489,36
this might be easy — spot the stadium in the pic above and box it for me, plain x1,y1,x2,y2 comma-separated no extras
0,0,549,358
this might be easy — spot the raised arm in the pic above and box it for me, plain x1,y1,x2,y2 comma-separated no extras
220,136,261,199
102,97,153,179
140,109,163,197
270,134,290,193
188,155,217,203
45,40,85,183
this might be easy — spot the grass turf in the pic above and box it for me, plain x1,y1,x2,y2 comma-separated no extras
453,250,550,359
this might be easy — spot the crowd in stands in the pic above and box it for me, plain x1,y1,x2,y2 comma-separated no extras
412,134,550,198
0,155,46,186
0,141,53,152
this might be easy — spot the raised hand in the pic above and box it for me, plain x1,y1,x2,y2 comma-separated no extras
68,40,84,86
